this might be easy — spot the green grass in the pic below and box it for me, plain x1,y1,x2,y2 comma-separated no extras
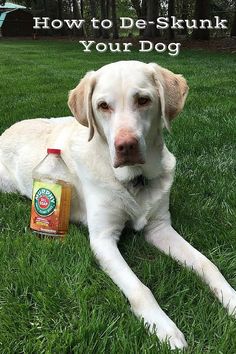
0,39,236,353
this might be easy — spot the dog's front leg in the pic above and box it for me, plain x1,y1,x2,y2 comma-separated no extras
88,214,187,349
145,220,236,316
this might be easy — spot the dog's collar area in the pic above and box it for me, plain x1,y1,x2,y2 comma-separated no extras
123,175,149,195
131,175,149,188
123,175,149,196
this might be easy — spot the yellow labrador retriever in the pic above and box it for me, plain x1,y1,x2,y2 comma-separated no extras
0,61,235,349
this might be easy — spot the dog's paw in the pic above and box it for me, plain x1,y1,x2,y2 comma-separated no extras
159,326,188,350
131,286,187,350
150,322,188,350
225,288,236,317
213,284,236,317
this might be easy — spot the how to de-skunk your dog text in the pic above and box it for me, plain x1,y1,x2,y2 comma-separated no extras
34,16,228,56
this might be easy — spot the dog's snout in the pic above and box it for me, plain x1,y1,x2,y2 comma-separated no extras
114,130,145,168
115,136,138,155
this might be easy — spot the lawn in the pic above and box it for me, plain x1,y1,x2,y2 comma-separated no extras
0,39,235,353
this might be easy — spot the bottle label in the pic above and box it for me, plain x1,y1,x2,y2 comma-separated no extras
34,188,57,216
30,180,62,234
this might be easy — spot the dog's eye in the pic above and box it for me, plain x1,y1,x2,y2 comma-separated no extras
99,102,110,110
137,97,151,106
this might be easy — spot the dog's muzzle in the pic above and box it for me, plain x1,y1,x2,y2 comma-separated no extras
113,130,145,168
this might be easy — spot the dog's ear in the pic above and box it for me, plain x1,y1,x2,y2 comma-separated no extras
68,71,96,141
149,63,189,130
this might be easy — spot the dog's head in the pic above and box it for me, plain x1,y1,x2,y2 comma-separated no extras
68,61,188,169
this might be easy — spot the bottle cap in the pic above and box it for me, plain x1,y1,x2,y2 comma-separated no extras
47,148,61,155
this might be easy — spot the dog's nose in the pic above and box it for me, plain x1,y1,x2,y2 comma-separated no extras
115,136,138,155
114,130,145,168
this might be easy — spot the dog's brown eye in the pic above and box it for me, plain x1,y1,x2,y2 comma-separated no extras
99,102,109,110
138,97,151,106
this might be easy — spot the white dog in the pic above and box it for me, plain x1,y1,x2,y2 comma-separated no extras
0,61,235,349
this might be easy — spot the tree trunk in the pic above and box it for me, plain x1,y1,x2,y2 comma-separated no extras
72,0,85,37
100,0,109,38
231,10,236,37
43,0,49,18
181,0,188,36
89,0,101,38
80,0,84,18
131,0,142,17
42,0,52,35
143,0,160,38
57,0,64,35
168,0,175,40
106,0,110,18
141,0,147,17
111,0,118,39
192,0,210,40
58,0,63,19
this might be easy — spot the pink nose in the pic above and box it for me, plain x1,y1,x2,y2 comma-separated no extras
114,130,144,168
115,136,138,156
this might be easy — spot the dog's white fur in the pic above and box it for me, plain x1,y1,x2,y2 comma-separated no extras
0,61,235,349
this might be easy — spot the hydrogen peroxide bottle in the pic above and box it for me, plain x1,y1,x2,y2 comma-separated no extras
30,148,72,238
